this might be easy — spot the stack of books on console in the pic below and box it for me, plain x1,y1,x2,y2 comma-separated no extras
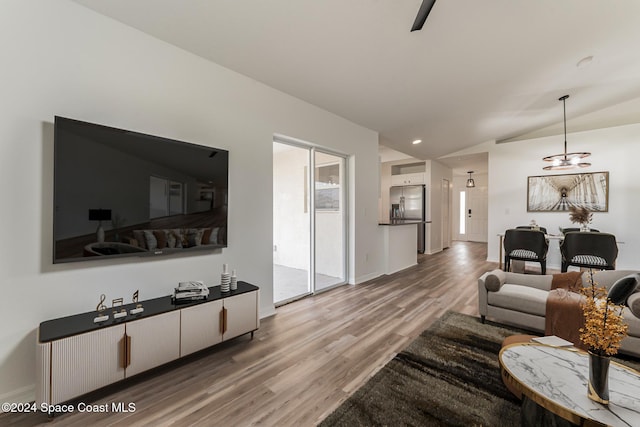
172,281,210,303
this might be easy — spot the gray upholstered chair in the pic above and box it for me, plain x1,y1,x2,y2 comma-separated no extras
503,229,549,274
560,231,618,272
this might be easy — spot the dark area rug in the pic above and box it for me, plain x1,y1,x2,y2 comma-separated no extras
319,311,525,427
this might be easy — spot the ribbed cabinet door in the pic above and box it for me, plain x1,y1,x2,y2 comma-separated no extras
125,311,180,377
51,324,125,405
223,291,258,340
35,340,51,406
180,300,223,356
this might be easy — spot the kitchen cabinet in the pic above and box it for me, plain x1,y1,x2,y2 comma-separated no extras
391,172,425,185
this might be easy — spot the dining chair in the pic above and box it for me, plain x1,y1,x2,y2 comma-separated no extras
560,231,618,272
561,227,599,233
516,225,548,234
503,229,549,274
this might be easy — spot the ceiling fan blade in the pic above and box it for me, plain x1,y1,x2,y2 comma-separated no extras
411,0,437,32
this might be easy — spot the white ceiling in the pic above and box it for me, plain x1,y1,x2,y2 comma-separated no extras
72,0,640,166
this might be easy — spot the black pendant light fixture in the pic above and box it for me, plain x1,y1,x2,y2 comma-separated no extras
466,171,475,188
542,95,591,170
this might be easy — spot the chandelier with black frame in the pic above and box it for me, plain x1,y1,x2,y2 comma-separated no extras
542,95,591,170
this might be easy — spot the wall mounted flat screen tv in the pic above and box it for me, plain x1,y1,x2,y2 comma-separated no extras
53,116,228,263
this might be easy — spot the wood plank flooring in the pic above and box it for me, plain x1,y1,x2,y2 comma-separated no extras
2,241,496,427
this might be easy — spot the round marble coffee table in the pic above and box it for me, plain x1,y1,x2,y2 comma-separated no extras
500,343,640,426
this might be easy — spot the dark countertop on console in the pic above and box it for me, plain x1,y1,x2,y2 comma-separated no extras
378,220,432,226
39,281,258,343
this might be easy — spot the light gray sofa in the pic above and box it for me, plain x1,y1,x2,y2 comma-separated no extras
478,269,640,358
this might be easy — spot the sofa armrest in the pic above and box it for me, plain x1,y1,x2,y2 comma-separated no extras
478,270,502,317
587,270,640,291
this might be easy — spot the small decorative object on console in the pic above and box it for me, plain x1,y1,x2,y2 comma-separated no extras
111,297,127,319
93,294,109,323
173,281,209,303
221,263,231,292
130,289,144,315
231,269,238,291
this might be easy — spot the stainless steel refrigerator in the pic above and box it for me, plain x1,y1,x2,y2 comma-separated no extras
390,185,427,253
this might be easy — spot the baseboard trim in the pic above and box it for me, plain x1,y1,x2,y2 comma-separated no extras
353,271,383,284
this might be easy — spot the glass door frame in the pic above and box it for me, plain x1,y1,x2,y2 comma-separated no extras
312,147,348,293
273,136,349,305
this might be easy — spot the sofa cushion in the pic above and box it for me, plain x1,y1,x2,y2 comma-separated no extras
485,270,506,292
571,254,607,266
607,274,640,305
488,284,548,317
509,249,538,260
153,230,167,249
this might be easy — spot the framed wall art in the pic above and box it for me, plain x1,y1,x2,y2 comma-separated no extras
527,171,609,212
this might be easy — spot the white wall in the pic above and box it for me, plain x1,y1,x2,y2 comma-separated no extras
0,1,380,402
488,123,640,270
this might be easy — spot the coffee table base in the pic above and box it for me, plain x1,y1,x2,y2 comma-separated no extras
522,396,580,427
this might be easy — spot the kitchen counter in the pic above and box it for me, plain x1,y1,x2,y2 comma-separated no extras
378,220,430,274
378,220,432,226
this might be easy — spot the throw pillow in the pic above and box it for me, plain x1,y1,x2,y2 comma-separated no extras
153,230,167,249
208,227,220,245
485,270,506,292
628,293,640,318
170,229,185,248
607,274,640,305
201,228,213,245
167,232,177,248
132,230,146,249
185,229,204,248
143,231,158,251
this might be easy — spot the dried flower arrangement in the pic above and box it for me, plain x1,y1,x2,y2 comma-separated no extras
579,272,628,356
569,206,593,226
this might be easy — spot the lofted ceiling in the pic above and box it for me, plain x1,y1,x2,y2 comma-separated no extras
72,0,640,164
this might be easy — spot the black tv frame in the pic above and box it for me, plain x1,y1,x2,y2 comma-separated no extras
53,116,228,263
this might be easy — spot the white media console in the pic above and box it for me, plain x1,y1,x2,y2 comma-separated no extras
36,282,259,407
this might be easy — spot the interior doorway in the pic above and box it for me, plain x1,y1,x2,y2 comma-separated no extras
272,139,348,305
453,173,488,243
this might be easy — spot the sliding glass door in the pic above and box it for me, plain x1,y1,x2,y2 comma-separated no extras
273,142,311,303
273,140,347,305
314,151,346,291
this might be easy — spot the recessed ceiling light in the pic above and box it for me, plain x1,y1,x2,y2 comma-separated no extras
412,139,422,145
577,55,593,68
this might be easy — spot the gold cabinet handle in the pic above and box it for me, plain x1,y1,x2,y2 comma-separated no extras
126,334,132,367
121,333,128,368
220,307,228,335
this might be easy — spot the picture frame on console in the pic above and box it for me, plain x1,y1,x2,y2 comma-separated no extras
527,171,609,212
